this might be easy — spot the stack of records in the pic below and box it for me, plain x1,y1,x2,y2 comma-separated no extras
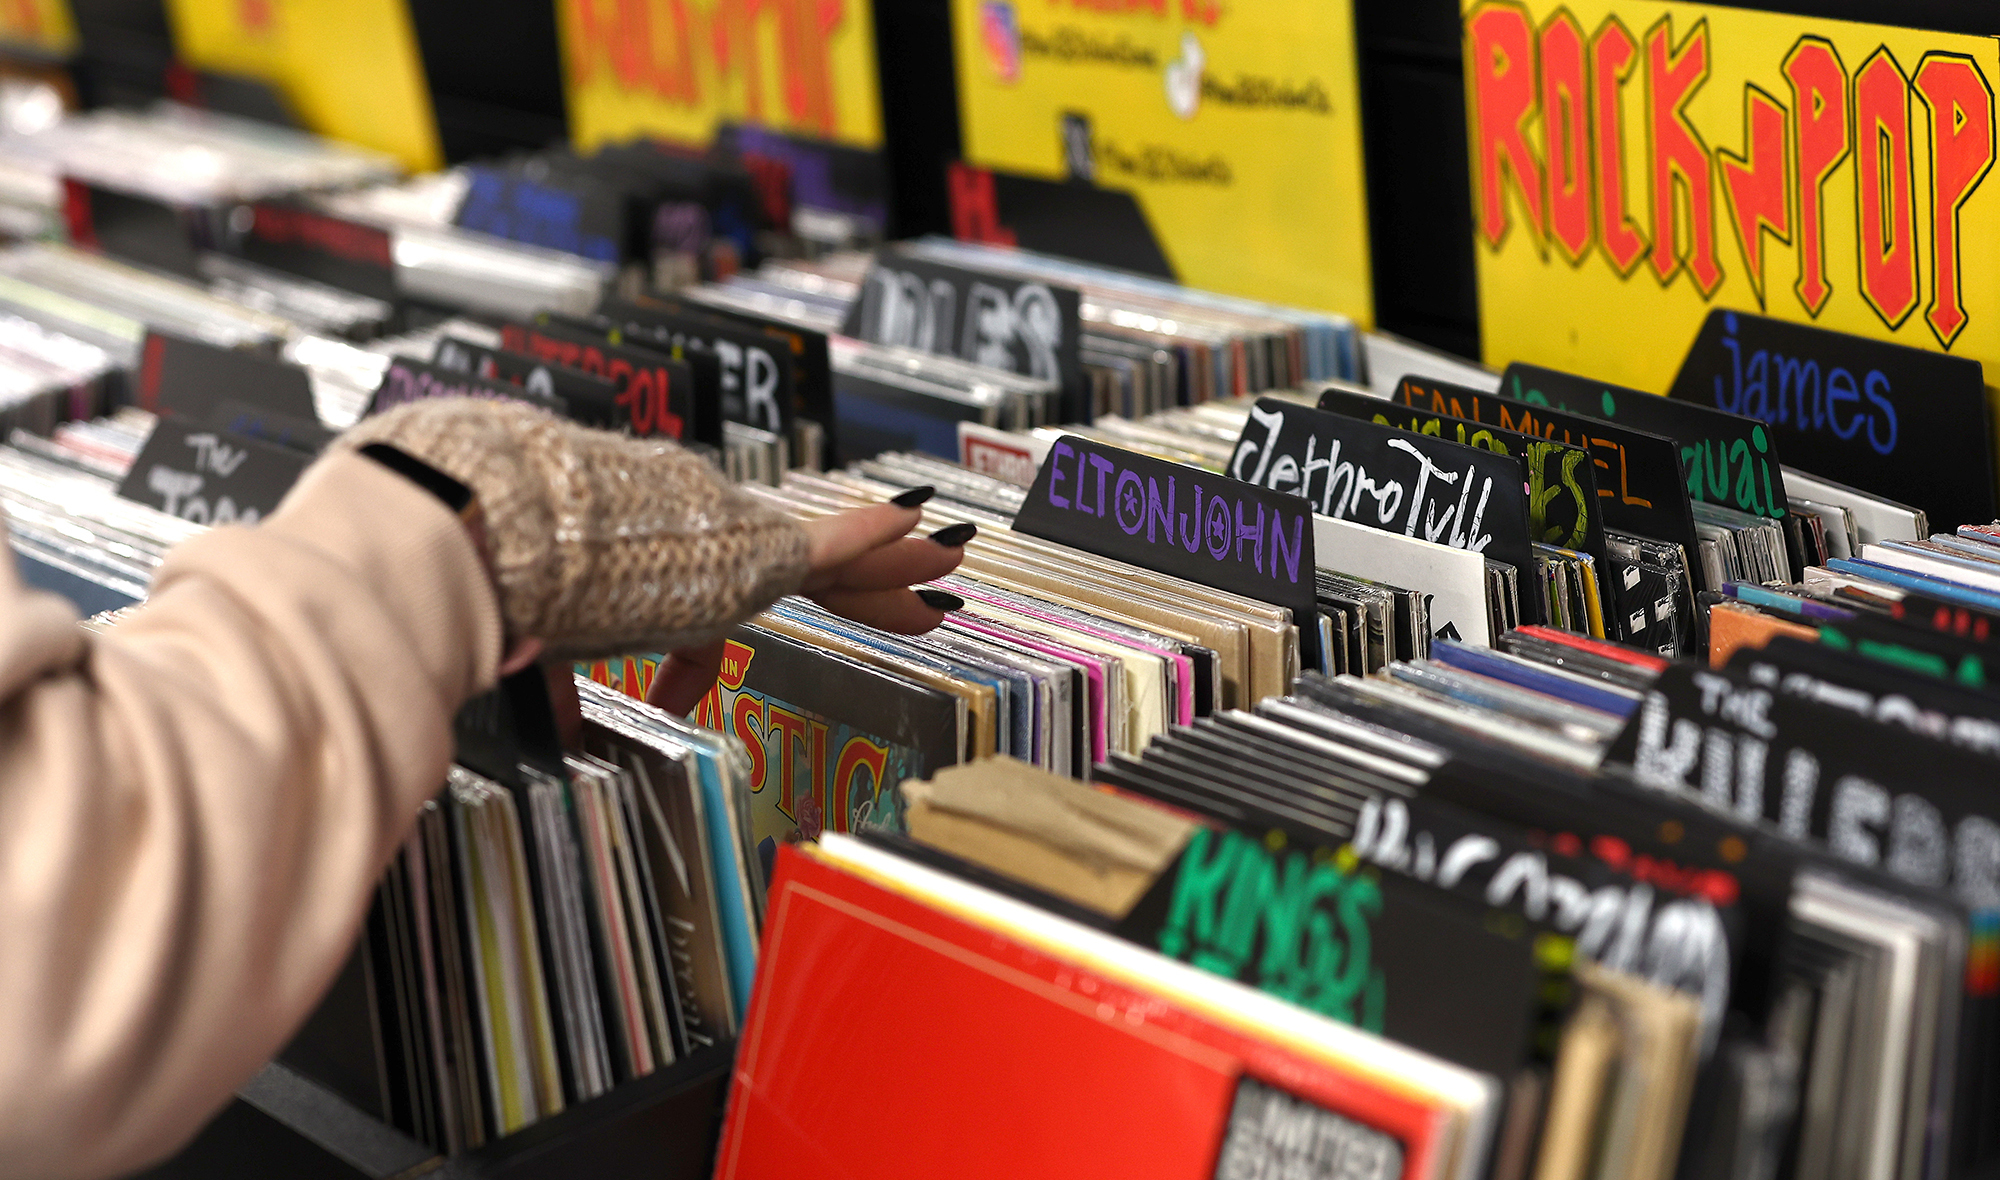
198,253,395,341
584,429,1590,872
683,262,851,335
0,242,294,356
0,437,197,612
901,237,1361,392
0,304,119,436
721,828,1499,1180
800,600,2000,1180
825,337,1060,467
344,676,762,1153
3,102,397,205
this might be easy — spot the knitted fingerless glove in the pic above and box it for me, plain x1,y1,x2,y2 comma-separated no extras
338,397,809,658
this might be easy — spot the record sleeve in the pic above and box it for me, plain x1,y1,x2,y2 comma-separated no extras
716,836,1496,1180
670,624,963,848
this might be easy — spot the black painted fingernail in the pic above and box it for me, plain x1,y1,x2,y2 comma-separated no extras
917,589,964,612
890,485,936,508
929,522,977,547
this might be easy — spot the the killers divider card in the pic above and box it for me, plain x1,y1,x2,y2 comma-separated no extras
1394,376,1708,591
1316,385,1613,625
840,248,1088,423
1013,435,1323,671
1604,659,2000,910
1498,362,1790,522
1228,397,1542,625
1668,309,1994,533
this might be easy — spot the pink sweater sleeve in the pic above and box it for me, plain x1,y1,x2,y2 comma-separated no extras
0,451,503,1180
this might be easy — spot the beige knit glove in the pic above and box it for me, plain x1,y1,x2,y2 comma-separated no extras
337,397,809,659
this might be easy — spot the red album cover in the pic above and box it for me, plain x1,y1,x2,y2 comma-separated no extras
715,842,1452,1180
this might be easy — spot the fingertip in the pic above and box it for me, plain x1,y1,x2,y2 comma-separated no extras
916,588,965,612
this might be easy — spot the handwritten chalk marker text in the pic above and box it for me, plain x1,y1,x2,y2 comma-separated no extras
1042,438,1306,585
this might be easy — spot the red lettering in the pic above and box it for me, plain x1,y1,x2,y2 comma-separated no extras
948,162,1018,246
615,360,647,432
1540,11,1590,262
1785,38,1849,316
61,180,95,250
831,737,889,834
1591,833,1630,870
810,719,829,830
710,0,843,134
693,683,722,728
653,371,686,439
732,693,767,793
1855,48,1920,329
1591,18,1648,273
1719,86,1792,307
1468,1,1545,249
1645,17,1722,295
767,705,809,819
137,332,164,412
655,0,700,103
249,205,392,268
1916,53,1995,347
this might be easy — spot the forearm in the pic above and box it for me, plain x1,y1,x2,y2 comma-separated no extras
0,452,501,1180
338,399,812,657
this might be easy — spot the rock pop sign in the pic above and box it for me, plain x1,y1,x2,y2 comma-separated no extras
1465,0,2000,393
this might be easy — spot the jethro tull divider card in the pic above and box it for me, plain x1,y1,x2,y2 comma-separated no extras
1012,435,1324,671
1315,384,1614,632
1227,396,1542,625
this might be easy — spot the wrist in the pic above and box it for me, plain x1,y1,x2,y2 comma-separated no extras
355,440,505,631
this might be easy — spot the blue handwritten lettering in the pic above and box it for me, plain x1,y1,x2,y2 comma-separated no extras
1712,312,1898,458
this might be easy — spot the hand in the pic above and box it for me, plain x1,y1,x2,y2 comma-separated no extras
642,492,970,715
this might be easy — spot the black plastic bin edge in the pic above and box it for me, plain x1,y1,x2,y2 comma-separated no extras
423,1041,735,1180
139,1042,734,1180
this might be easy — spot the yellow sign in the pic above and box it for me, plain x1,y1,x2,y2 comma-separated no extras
951,0,1374,325
1466,0,2000,390
557,0,884,152
0,0,77,57
166,0,440,171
